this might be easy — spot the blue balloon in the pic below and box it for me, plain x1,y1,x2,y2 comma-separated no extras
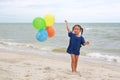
36,29,48,42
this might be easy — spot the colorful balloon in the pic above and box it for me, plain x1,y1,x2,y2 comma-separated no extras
36,29,48,42
46,26,55,38
32,17,46,30
44,14,55,26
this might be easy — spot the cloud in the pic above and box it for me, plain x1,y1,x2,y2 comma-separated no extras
0,0,120,23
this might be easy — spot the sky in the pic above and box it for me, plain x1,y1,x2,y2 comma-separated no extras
0,0,120,23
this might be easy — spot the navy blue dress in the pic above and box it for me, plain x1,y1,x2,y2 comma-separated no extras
67,32,85,55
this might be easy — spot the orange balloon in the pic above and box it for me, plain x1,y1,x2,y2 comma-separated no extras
46,27,55,38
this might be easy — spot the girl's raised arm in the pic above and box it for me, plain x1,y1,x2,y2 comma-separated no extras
65,20,71,33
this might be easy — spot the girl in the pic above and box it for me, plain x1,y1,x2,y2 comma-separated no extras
65,20,89,73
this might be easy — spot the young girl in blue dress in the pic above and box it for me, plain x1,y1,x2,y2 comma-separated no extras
65,20,89,73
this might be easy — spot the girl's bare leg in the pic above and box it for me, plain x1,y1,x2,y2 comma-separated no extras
75,55,79,71
71,54,76,72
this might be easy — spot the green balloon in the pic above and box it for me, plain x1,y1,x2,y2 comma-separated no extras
32,17,46,30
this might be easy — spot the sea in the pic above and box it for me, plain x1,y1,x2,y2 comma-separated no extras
0,23,120,65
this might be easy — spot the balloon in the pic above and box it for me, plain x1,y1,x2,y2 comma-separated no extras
36,29,48,42
32,17,46,30
44,14,55,26
46,26,55,38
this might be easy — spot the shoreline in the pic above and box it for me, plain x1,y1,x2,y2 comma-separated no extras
1,47,120,66
0,48,120,80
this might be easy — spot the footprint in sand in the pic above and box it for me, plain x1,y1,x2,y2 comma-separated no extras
43,77,55,80
37,68,42,70
44,67,52,70
43,67,53,73
64,70,82,77
23,63,32,65
25,74,31,77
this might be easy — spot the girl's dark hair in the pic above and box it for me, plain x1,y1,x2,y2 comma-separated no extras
72,24,83,35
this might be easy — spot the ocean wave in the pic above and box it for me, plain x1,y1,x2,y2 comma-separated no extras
86,53,120,63
0,40,52,51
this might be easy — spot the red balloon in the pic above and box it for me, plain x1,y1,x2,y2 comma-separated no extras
46,26,55,38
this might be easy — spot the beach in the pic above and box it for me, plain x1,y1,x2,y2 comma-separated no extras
0,23,120,80
0,49,120,80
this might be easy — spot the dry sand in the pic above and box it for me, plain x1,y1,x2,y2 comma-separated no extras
0,49,120,80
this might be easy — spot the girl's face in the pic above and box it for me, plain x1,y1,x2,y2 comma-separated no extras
73,26,81,35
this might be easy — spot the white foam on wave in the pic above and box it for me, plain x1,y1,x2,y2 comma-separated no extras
86,53,120,63
0,40,52,52
0,40,19,46
85,28,93,30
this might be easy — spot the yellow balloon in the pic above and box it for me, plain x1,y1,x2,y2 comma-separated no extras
44,14,55,26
